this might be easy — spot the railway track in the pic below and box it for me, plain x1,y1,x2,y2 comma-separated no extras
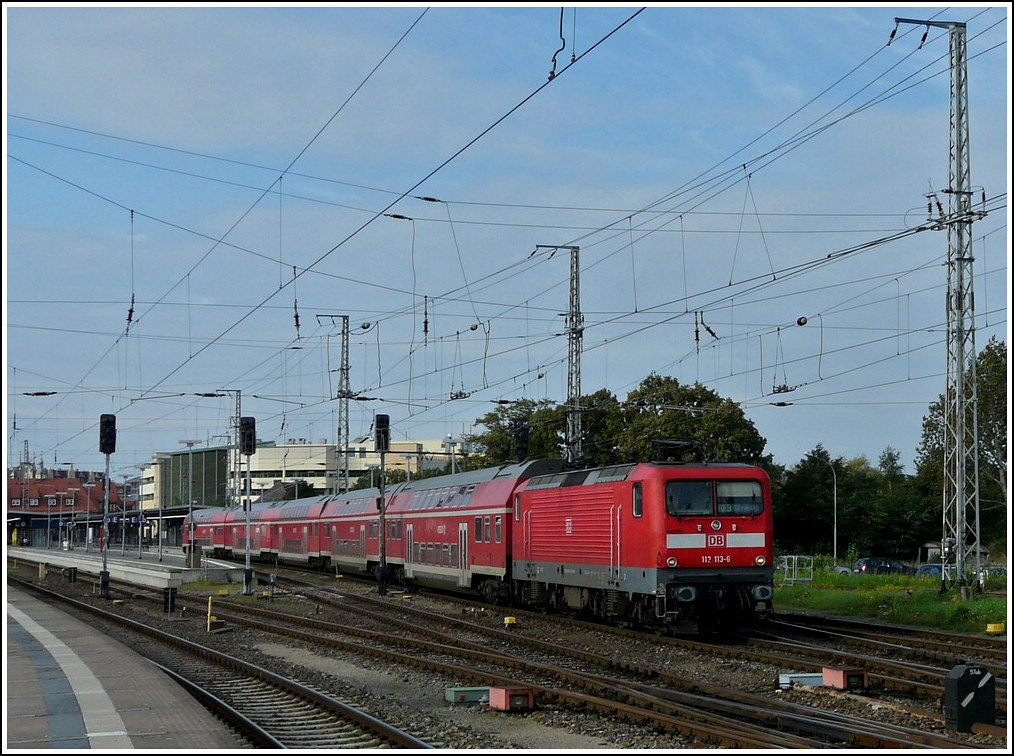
9,576,432,749
346,566,1006,722
770,611,1009,668
10,555,1006,749
180,573,999,748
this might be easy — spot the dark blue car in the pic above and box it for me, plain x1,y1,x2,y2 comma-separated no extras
853,557,914,575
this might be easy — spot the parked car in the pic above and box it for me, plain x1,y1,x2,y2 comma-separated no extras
914,563,944,578
853,557,915,575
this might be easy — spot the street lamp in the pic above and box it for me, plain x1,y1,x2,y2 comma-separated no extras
46,491,64,549
179,439,201,567
135,464,149,560
66,487,79,549
445,434,457,474
116,477,132,557
154,452,171,562
82,482,95,550
824,459,839,568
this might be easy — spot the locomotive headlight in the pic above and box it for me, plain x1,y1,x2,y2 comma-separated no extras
755,555,767,566
666,556,677,568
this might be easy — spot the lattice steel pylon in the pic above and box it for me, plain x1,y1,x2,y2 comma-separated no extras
565,246,583,464
335,315,352,493
895,18,983,590
224,390,241,508
537,244,583,464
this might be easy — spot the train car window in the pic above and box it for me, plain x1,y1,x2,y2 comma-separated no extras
665,480,713,516
462,484,475,507
632,482,643,518
474,516,482,542
369,521,378,538
442,543,450,565
716,481,763,515
495,515,502,543
450,543,458,567
484,515,492,542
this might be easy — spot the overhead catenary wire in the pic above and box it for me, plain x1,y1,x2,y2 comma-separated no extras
9,7,1005,466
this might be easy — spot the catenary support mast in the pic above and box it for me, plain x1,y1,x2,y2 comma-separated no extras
893,18,983,590
537,244,583,464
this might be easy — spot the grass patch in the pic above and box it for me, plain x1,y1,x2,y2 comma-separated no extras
773,573,1008,634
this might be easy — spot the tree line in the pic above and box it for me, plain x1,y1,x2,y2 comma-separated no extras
426,336,1006,565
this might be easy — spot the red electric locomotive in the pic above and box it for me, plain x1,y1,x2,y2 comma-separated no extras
513,461,773,632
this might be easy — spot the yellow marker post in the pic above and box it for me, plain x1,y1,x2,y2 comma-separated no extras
207,596,213,632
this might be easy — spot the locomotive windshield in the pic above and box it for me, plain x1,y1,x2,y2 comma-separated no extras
665,479,763,516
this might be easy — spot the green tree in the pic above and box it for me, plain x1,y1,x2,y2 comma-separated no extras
617,375,770,464
872,447,935,559
774,445,840,557
464,398,563,465
574,388,625,466
774,446,933,562
915,337,1007,553
466,374,771,469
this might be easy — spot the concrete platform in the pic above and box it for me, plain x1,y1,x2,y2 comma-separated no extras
8,546,243,588
5,584,248,750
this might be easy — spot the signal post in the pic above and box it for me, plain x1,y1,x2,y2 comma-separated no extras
375,414,389,595
240,416,256,595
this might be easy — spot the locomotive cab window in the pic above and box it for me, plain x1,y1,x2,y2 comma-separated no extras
665,479,764,516
666,480,712,516
716,481,763,515
632,482,643,518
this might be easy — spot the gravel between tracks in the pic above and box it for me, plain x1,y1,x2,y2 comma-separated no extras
13,565,1008,750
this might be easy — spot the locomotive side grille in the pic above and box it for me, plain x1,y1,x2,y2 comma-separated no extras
604,589,629,615
522,581,547,603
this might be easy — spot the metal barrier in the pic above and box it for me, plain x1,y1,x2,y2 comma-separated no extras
777,554,814,585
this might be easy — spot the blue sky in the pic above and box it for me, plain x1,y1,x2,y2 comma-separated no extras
4,3,1010,482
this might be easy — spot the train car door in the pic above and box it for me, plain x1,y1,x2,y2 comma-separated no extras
611,504,621,582
458,522,469,587
405,523,414,579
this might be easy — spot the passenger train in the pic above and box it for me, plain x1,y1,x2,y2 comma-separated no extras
186,458,774,632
